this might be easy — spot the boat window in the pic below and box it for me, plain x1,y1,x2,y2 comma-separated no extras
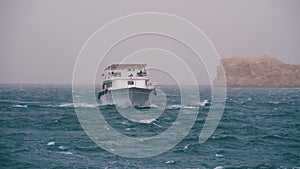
137,70,143,77
103,80,112,88
128,81,134,85
111,72,121,77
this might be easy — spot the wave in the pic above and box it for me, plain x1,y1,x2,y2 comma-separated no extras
183,105,197,109
57,151,73,155
58,146,65,150
59,103,98,108
58,103,74,107
260,135,300,142
12,104,28,108
262,135,284,140
199,99,210,106
167,104,198,110
153,122,162,128
149,104,158,108
268,101,280,104
2,99,100,108
0,99,39,104
47,141,55,146
167,105,181,110
211,135,242,142
139,118,155,124
183,144,189,150
166,160,175,164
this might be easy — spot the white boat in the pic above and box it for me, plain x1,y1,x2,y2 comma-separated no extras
98,64,156,107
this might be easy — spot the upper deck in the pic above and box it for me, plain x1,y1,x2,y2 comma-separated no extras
104,64,147,70
103,64,148,80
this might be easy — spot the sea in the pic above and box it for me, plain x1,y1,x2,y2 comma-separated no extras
0,84,299,168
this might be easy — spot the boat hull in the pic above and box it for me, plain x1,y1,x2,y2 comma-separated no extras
99,87,153,107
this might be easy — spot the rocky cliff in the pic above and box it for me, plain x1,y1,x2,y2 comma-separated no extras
214,56,300,87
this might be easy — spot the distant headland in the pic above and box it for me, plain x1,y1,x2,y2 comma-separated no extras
214,56,300,87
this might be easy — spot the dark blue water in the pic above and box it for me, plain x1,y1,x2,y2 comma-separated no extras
0,84,299,168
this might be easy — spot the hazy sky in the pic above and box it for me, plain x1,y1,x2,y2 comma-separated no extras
0,0,299,84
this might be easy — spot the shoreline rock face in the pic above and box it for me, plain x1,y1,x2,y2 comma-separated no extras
214,56,300,87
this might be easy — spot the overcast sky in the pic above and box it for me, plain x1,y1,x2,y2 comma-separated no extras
0,0,299,84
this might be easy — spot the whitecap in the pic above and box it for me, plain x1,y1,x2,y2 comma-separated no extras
182,111,197,115
166,160,175,164
59,103,98,108
59,151,73,155
139,119,155,124
183,144,189,150
183,106,196,109
153,122,162,128
47,141,55,146
121,121,129,125
214,166,223,169
13,104,28,108
125,128,131,131
215,154,223,157
58,146,65,149
105,125,110,130
167,105,181,109
149,104,158,108
59,103,73,107
74,103,98,108
268,101,280,104
199,100,209,106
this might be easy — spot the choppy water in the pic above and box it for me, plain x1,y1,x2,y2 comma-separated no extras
0,84,299,168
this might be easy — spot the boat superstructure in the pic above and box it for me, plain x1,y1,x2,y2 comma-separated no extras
98,64,156,107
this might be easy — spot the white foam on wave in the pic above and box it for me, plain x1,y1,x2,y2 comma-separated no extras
215,154,223,157
47,141,55,146
121,121,129,125
214,166,223,169
75,103,98,108
199,99,209,106
167,104,181,109
149,104,158,108
268,101,280,104
99,103,114,107
167,104,199,110
59,103,73,107
182,111,197,115
58,151,73,155
166,160,175,164
1,99,42,104
183,106,197,109
58,146,66,150
139,118,155,124
13,104,28,108
153,122,162,128
59,103,98,108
